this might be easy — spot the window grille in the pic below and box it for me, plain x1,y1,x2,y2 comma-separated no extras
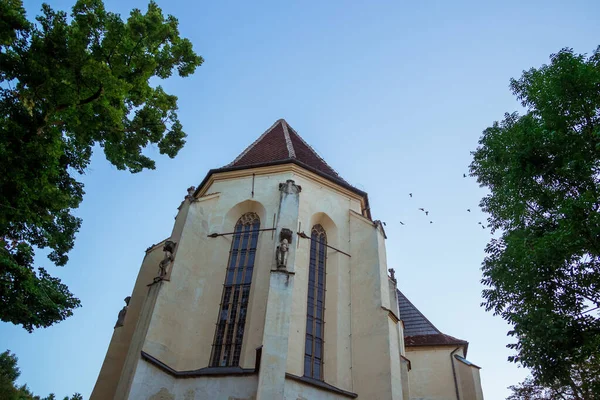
304,224,326,379
210,212,260,367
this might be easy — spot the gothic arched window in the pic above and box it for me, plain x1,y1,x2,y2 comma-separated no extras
304,224,326,379
210,212,260,367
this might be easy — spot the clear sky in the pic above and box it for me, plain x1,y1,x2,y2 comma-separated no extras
2,0,599,398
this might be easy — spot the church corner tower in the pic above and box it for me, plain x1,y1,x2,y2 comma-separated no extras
91,119,485,400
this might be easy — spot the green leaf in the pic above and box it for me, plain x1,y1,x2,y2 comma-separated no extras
0,0,202,331
471,46,600,398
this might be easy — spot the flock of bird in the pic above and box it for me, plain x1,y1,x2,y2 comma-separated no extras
397,174,488,230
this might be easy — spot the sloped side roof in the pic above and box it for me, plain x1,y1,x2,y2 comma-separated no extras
397,289,468,349
226,119,348,184
404,333,468,347
397,290,440,336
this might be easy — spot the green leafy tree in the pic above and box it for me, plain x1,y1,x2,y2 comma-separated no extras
0,0,202,331
470,47,600,399
0,350,82,400
0,350,20,399
506,377,559,400
506,369,600,400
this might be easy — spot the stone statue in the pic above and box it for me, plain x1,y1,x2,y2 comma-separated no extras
115,296,131,328
279,179,302,194
388,268,397,283
276,238,289,268
186,186,196,201
276,228,293,269
158,240,176,278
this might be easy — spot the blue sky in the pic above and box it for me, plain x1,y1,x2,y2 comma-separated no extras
2,0,599,398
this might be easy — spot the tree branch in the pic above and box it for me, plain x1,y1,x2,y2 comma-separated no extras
126,35,146,67
55,86,104,112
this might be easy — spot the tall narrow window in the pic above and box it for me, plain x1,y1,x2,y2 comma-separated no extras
304,224,326,379
210,212,260,367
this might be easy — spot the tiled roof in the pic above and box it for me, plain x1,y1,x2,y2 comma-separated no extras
193,119,372,220
397,290,440,337
226,119,348,184
397,289,468,348
404,334,468,347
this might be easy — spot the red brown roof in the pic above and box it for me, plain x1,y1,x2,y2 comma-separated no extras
193,119,372,220
227,119,348,184
404,334,468,347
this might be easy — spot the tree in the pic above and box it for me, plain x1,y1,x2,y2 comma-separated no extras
470,47,600,399
506,373,599,400
0,0,202,331
0,350,82,400
506,377,558,400
0,350,20,399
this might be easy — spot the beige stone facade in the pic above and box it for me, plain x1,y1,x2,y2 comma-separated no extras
91,120,484,400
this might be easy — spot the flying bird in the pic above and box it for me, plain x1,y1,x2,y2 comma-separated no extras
482,225,486,229
430,221,433,224
467,209,471,212
409,193,413,198
418,208,425,211
399,221,405,225
425,211,429,216
382,222,386,226
463,173,467,178
478,222,482,225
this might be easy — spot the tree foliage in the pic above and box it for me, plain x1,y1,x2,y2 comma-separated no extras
0,0,202,331
470,47,600,399
507,372,599,400
0,350,82,400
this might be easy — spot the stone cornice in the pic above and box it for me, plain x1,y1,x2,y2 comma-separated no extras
194,161,370,219
285,373,358,398
141,351,256,377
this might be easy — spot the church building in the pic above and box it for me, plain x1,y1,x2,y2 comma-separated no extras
91,120,484,400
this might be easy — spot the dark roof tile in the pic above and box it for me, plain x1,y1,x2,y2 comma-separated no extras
397,290,440,337
285,123,346,183
229,121,290,167
397,289,469,349
227,119,348,184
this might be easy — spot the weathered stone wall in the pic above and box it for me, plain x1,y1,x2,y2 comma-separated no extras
92,163,471,400
455,356,484,400
286,172,359,392
348,212,404,399
406,345,466,400
128,359,258,400
141,172,286,376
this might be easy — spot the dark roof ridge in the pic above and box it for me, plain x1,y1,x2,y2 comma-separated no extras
280,120,296,158
283,121,346,183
